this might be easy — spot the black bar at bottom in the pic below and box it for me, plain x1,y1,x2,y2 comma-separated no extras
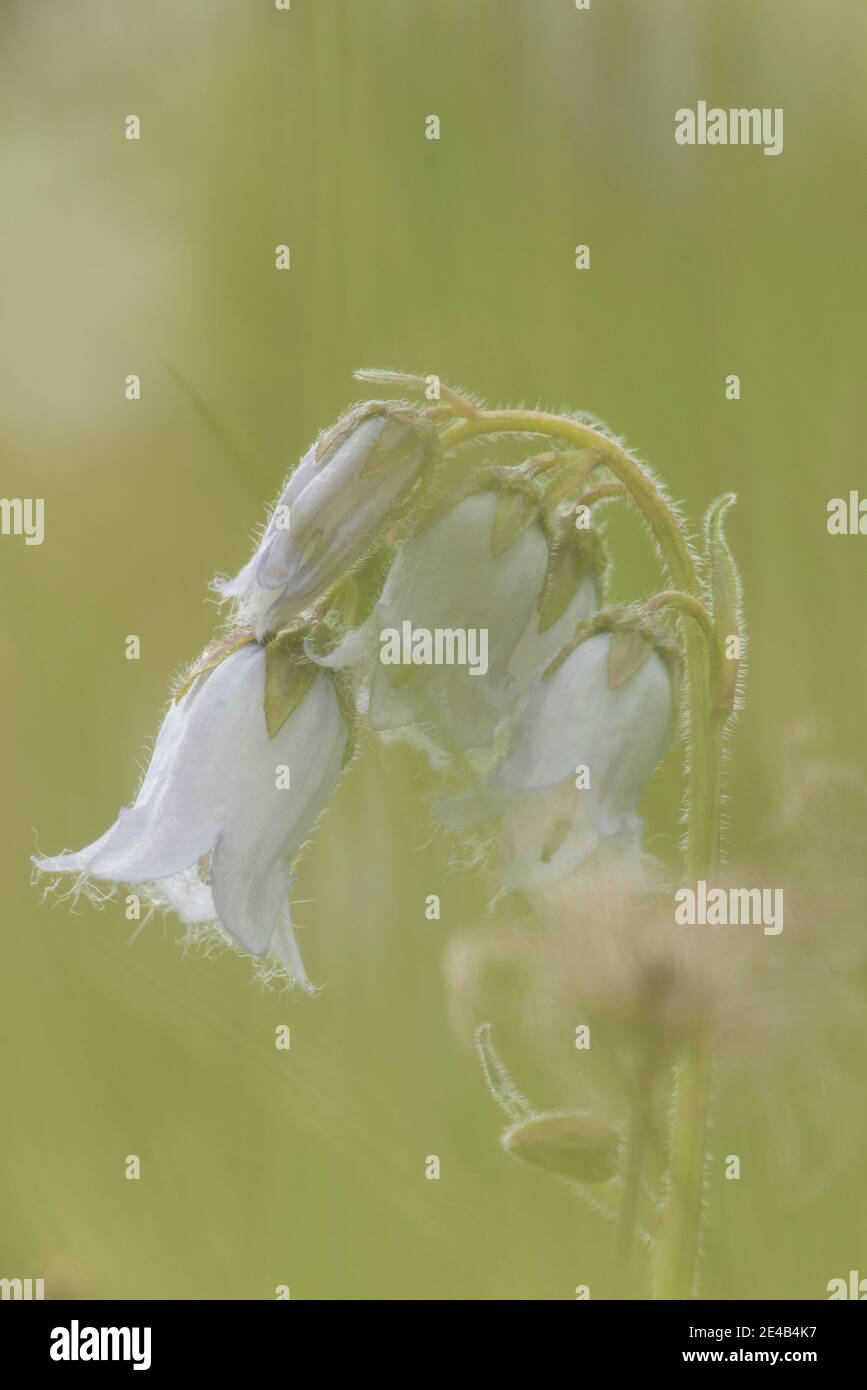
2,1298,863,1373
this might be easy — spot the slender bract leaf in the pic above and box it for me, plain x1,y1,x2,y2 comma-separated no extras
703,492,742,715
491,485,540,558
475,1023,534,1123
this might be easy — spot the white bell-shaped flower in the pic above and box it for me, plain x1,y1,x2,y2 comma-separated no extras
497,781,650,894
214,405,438,639
368,485,551,750
34,643,347,991
497,629,674,839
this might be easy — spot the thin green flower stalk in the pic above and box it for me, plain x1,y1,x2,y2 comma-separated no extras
650,491,743,1299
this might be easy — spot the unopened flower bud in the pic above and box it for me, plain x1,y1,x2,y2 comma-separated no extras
501,1111,621,1185
215,403,440,638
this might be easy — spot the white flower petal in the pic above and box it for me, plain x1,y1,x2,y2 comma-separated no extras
85,646,267,881
33,696,186,878
157,869,216,924
369,491,549,747
34,825,118,877
270,903,315,995
209,670,344,968
368,663,420,732
498,781,646,893
497,631,672,843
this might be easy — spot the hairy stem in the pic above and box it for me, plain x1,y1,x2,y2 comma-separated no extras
441,412,696,591
441,407,727,1299
644,590,715,648
613,1051,658,1297
654,1042,714,1299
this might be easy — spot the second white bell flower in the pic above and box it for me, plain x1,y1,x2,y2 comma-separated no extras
368,484,551,750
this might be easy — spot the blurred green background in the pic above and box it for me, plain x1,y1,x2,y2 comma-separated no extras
1,0,865,1299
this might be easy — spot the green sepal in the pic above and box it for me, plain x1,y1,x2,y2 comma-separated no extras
326,543,394,634
359,411,437,479
538,529,605,634
314,401,439,486
264,629,317,739
268,627,359,764
486,477,540,557
607,627,654,691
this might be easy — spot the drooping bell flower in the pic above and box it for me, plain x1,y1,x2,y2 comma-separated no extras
214,403,440,639
494,625,675,890
33,638,349,992
367,473,558,751
498,627,674,822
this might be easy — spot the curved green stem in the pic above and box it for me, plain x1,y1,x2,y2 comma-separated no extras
441,406,729,1299
578,481,628,509
441,411,697,592
644,590,715,648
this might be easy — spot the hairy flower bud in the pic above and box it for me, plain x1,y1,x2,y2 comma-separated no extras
501,1111,621,1185
34,643,347,990
215,403,440,639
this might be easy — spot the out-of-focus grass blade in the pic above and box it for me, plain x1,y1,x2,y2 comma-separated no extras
164,359,270,496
